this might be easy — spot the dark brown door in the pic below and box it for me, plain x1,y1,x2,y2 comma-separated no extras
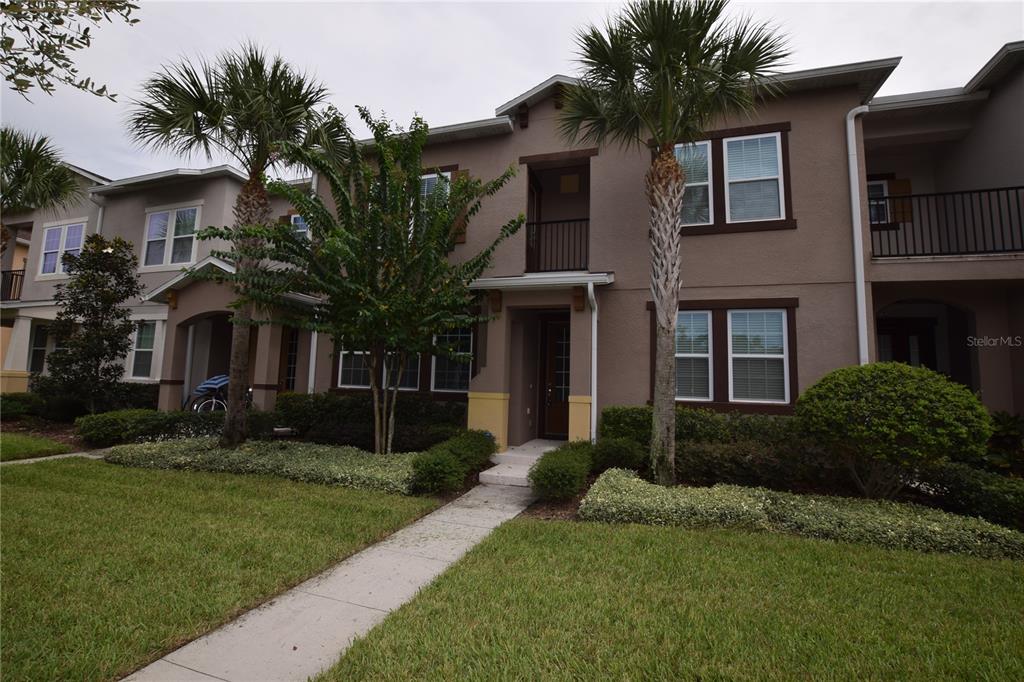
540,319,570,439
877,317,938,370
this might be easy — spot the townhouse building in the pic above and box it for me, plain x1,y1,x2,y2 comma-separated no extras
2,41,1021,450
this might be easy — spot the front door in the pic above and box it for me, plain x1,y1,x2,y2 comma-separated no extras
877,317,938,370
540,318,570,439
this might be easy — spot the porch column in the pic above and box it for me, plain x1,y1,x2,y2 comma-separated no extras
157,321,188,411
567,295,593,442
251,324,283,410
467,301,510,450
0,316,32,392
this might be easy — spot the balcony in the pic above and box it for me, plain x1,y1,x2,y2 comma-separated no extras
870,187,1023,258
525,219,589,272
1,269,24,301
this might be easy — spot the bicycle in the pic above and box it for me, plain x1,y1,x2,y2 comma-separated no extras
184,375,252,412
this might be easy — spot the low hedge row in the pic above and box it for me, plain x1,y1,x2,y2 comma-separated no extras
77,409,224,446
599,405,798,448
105,438,418,495
579,470,1024,560
276,392,465,452
411,430,497,494
528,437,649,502
921,461,1024,531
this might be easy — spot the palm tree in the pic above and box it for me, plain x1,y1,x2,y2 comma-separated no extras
1,126,82,254
559,0,788,484
128,44,348,447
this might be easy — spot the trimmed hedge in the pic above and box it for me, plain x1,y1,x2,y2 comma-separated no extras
77,409,225,447
921,461,1024,531
276,392,465,451
579,470,1024,560
105,437,417,495
411,430,498,494
591,436,647,474
0,392,46,421
600,405,797,448
528,441,594,502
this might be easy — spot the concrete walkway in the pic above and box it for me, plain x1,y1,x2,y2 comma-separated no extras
0,451,104,466
479,439,560,486
124,483,535,682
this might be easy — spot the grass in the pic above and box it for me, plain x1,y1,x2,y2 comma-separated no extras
0,432,72,461
324,519,1024,681
0,458,439,682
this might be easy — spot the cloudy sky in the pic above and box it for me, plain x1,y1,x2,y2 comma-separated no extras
2,0,1020,180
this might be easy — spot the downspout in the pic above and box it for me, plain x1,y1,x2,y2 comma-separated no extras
845,105,871,365
182,323,195,408
307,331,318,394
90,194,107,235
587,281,598,441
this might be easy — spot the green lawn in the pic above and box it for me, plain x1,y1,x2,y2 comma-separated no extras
0,432,72,461
0,458,439,682
325,518,1024,681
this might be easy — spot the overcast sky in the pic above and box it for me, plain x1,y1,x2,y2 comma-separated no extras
2,0,1020,180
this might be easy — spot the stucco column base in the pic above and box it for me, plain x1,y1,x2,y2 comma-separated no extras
567,395,592,442
467,391,510,451
3,317,33,371
0,370,30,393
158,382,184,411
251,324,283,411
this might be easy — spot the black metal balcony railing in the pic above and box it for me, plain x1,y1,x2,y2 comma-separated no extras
1,269,24,301
870,187,1023,258
525,219,589,272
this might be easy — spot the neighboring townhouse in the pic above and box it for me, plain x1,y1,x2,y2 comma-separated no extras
2,41,1020,450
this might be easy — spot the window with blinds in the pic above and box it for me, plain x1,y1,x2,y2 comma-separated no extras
724,133,783,223
131,321,156,378
675,311,712,400
728,309,788,403
675,141,713,226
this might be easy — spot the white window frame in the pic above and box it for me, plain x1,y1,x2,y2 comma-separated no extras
866,179,891,224
727,308,790,404
675,140,714,227
141,202,202,270
430,328,472,393
723,132,785,224
384,352,420,391
130,321,157,379
674,310,713,402
291,214,309,238
337,349,372,388
37,218,87,277
420,171,452,197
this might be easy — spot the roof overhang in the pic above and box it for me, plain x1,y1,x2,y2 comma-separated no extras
91,165,247,196
869,88,989,112
64,163,110,185
496,75,577,116
359,116,513,150
142,256,235,303
470,271,615,291
965,40,1024,93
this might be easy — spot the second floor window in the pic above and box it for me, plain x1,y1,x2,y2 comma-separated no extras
291,214,308,237
144,206,198,267
40,222,84,275
724,133,783,223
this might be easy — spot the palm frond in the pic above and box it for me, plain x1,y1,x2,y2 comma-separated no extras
1,126,82,216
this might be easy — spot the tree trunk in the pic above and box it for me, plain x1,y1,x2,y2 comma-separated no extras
220,177,272,448
647,147,687,486
369,348,382,454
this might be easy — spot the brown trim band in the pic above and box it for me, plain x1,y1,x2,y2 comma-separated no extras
645,298,799,311
252,383,279,391
519,148,598,165
682,219,796,236
703,121,792,140
159,379,184,386
424,164,459,174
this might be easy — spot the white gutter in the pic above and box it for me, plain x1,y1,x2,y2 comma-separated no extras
846,104,871,365
90,195,107,235
307,331,318,393
587,281,598,441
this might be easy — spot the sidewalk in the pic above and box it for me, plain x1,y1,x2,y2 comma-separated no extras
124,483,536,682
0,451,104,466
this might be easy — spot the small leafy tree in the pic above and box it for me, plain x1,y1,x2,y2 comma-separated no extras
46,234,143,413
205,108,524,453
1,0,139,99
796,363,993,499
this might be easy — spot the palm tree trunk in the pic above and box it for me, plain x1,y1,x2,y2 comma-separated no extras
647,147,687,485
220,177,272,448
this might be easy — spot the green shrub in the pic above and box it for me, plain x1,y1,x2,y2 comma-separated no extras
430,429,496,470
528,441,594,502
411,449,466,494
600,405,796,448
796,363,993,499
1,392,45,421
76,409,225,446
246,410,281,440
600,406,654,446
979,411,1024,475
676,440,853,494
579,470,1024,560
592,437,647,474
105,438,418,495
920,461,1024,531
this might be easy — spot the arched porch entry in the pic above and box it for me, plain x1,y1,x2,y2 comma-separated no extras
875,298,978,391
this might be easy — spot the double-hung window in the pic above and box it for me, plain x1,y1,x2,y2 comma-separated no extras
385,353,420,390
675,141,713,226
40,222,85,275
728,310,788,403
724,133,784,223
675,311,712,401
131,321,156,378
866,180,890,224
29,324,49,373
144,205,199,267
291,214,308,237
431,327,472,392
338,349,371,388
